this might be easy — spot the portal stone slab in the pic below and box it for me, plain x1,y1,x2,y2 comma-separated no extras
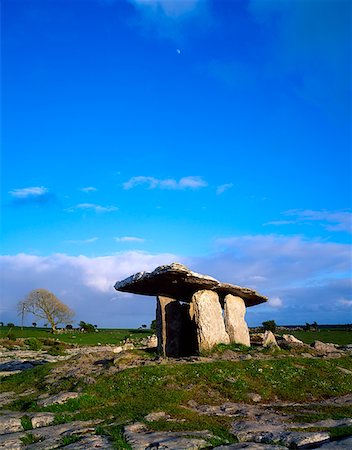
224,294,250,347
192,290,230,351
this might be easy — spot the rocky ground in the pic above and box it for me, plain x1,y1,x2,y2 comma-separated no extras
0,337,351,449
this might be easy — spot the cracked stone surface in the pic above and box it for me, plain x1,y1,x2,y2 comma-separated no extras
0,420,108,450
124,422,213,450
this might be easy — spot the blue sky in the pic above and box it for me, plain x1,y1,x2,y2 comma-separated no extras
1,0,351,328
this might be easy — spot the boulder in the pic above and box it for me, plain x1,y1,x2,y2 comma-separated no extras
0,417,22,435
31,413,55,429
311,341,340,353
262,331,279,348
192,290,230,351
146,335,158,348
224,295,250,346
281,334,304,345
115,263,268,307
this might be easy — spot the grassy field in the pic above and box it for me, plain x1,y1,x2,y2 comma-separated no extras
1,325,351,346
284,329,352,346
0,326,152,346
1,353,351,448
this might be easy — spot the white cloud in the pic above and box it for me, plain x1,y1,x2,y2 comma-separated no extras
67,203,118,213
123,175,207,190
114,236,145,243
0,251,179,328
216,183,233,195
9,186,48,198
1,234,350,328
268,296,283,308
79,187,97,193
265,209,352,233
339,298,352,308
66,237,99,244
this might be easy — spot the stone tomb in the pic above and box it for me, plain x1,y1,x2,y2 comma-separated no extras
114,263,267,356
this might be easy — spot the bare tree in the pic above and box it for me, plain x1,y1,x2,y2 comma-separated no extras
18,289,74,332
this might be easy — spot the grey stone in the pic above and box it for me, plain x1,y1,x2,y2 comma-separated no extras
63,434,113,449
146,335,158,348
214,445,283,449
283,431,330,447
144,411,169,422
123,343,134,351
262,331,279,348
156,297,198,357
115,263,268,307
31,413,55,429
38,392,79,407
192,290,230,351
0,417,22,435
311,341,340,353
0,420,101,450
224,295,250,347
157,296,183,357
247,393,262,403
112,346,123,353
124,422,212,450
318,436,352,448
337,366,352,375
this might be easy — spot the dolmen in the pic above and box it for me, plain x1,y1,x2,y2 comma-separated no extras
114,263,267,357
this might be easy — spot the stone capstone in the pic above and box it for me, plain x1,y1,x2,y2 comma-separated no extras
224,295,250,347
192,290,230,351
115,263,268,307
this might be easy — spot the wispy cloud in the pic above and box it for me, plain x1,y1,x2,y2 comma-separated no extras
264,220,296,226
8,186,55,206
267,209,352,233
79,187,97,193
114,236,145,243
123,176,207,190
216,183,233,195
268,296,283,308
126,0,210,41
129,0,203,19
66,237,99,244
67,203,118,213
1,235,350,327
339,298,352,308
9,186,49,198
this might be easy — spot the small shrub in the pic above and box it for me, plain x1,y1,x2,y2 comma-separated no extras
262,320,277,332
6,331,16,341
60,435,81,446
25,338,42,351
21,415,33,431
20,433,43,445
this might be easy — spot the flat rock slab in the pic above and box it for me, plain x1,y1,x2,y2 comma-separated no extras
124,422,213,450
115,263,267,306
37,392,79,407
0,420,102,449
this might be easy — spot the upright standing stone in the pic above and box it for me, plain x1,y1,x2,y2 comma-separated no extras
192,290,230,351
156,296,184,357
224,294,250,347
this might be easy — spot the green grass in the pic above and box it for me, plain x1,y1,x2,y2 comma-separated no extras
59,435,82,446
1,351,351,447
0,326,152,346
279,330,352,346
20,432,44,445
20,415,33,431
